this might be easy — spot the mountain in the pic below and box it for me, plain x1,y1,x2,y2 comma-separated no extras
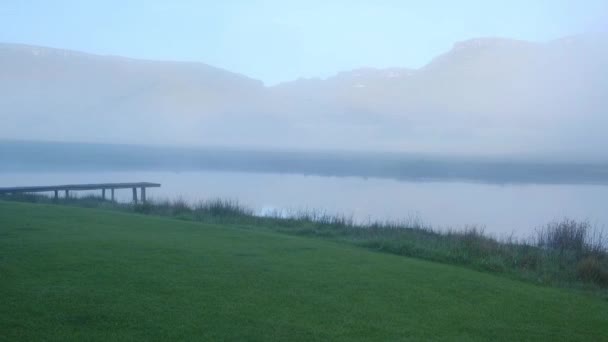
270,35,608,157
0,43,266,145
1,35,607,158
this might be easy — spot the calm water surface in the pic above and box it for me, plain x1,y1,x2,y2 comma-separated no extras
2,171,607,237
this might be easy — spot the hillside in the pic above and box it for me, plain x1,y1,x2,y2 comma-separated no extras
1,200,607,341
270,35,608,157
0,43,266,145
1,34,608,156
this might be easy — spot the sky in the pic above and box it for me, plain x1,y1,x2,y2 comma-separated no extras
1,0,607,84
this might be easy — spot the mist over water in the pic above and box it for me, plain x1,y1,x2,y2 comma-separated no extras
2,170,607,237
2,2,607,241
3,141,608,237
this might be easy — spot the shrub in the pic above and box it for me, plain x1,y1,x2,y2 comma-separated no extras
133,202,155,214
577,256,608,287
517,249,540,271
193,199,252,218
536,219,589,255
171,198,192,216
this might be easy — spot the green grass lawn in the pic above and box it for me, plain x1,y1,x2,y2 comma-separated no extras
1,201,607,341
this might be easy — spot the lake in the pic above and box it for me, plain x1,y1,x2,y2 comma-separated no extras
2,170,607,238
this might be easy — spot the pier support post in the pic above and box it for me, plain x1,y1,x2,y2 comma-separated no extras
65,190,69,199
141,187,146,204
132,188,138,204
102,189,106,200
54,190,58,200
111,189,115,202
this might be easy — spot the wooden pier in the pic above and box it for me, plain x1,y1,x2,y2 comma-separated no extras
0,182,160,204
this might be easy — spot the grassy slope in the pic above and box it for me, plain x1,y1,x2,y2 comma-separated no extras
1,201,607,341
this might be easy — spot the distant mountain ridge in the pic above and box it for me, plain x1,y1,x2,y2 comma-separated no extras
1,35,607,159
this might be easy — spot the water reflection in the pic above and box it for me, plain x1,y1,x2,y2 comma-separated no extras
1,170,607,237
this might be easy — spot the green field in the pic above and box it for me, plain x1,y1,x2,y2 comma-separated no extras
1,201,607,341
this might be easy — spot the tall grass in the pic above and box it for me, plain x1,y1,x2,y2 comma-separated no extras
2,193,607,291
130,197,254,222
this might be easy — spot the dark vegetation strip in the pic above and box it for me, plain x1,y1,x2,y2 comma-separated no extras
3,140,608,185
2,193,607,294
